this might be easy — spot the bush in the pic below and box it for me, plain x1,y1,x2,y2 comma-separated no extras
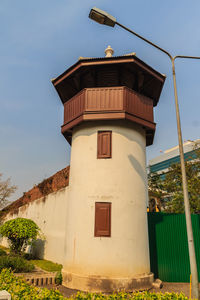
55,271,62,285
0,268,67,299
0,269,189,300
0,218,41,255
0,255,34,273
73,291,189,300
23,252,36,260
0,248,7,256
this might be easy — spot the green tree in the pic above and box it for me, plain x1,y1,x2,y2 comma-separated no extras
0,173,17,209
0,218,41,255
148,147,200,214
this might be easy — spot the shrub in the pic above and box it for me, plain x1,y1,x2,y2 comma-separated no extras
0,248,7,256
55,271,62,285
0,268,66,299
23,252,36,260
0,218,41,255
0,256,34,272
73,291,189,300
0,269,189,300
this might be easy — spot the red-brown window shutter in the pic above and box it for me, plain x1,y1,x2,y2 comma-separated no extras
95,202,111,237
97,131,112,158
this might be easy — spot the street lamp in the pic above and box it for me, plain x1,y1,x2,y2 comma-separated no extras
89,7,200,300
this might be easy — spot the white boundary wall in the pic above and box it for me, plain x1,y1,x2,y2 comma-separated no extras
0,186,69,265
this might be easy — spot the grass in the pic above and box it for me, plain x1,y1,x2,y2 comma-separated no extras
30,259,62,272
0,245,62,273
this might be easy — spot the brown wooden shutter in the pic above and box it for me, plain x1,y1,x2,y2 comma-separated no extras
94,202,111,237
97,131,112,158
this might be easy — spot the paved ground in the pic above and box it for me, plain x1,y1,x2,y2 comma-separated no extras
150,282,200,298
47,282,200,298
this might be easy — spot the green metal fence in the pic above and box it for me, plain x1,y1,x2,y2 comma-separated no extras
147,212,200,282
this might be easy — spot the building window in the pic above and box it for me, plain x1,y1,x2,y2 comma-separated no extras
94,202,111,237
97,131,112,159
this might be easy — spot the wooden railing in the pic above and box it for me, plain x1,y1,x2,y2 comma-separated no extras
64,90,85,124
63,86,153,125
85,87,124,112
124,88,153,122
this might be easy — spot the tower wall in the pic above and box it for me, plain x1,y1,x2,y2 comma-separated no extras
63,120,152,291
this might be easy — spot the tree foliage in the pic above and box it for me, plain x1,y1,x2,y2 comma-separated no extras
0,218,41,255
148,146,200,214
0,173,17,209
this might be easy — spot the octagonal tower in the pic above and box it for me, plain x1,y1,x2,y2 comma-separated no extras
52,47,165,292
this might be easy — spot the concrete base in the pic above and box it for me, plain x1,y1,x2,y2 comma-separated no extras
62,271,154,292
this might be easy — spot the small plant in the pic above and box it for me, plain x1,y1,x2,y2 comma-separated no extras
0,256,34,272
55,271,62,285
0,218,41,255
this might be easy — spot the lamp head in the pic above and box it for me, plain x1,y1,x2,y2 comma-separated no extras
89,7,116,27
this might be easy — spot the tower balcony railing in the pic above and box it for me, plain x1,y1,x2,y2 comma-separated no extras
61,86,155,145
63,86,153,124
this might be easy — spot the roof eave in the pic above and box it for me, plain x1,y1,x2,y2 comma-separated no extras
52,55,166,87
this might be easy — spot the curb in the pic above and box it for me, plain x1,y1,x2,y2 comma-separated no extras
15,272,57,286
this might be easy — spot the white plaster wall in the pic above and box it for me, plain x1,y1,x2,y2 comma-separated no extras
0,187,69,265
64,120,150,278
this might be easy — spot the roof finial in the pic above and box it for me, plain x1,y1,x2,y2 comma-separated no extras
105,45,114,57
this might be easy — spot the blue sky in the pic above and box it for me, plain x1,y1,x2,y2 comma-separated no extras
1,0,200,201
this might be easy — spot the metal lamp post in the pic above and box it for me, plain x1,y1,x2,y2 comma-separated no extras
89,7,200,299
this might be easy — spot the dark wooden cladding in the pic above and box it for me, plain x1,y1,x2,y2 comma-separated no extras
97,131,112,159
95,202,111,237
61,86,155,146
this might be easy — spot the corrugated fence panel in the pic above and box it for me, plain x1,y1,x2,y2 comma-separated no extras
148,212,200,282
192,214,200,280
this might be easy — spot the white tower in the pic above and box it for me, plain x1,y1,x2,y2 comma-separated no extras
52,48,165,292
